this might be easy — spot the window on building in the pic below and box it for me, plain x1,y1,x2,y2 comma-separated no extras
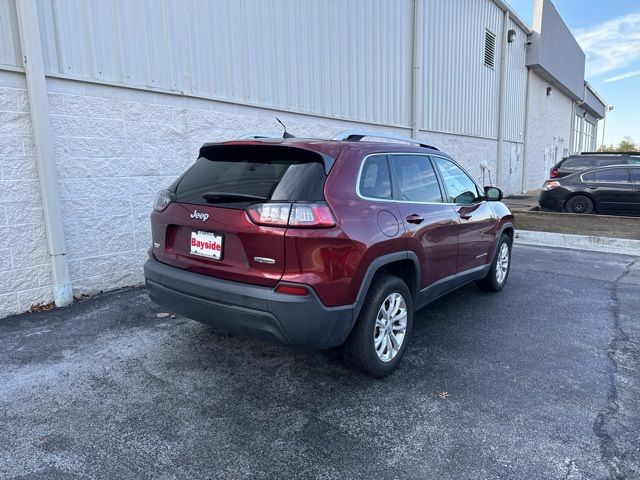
484,30,496,69
583,120,596,152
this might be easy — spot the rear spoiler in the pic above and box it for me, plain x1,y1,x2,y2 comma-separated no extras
198,143,337,174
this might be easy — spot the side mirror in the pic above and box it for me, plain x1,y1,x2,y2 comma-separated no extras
484,186,503,201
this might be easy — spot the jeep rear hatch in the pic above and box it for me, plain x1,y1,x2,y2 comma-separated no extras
150,144,333,287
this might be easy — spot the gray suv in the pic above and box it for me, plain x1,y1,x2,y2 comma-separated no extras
549,152,640,179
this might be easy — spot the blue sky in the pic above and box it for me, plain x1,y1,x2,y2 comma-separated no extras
507,0,640,146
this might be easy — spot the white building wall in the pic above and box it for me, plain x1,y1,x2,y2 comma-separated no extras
0,75,53,318
524,72,573,192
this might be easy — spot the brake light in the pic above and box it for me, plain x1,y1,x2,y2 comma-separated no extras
246,202,336,228
246,203,291,226
550,169,559,178
543,181,561,191
275,284,309,296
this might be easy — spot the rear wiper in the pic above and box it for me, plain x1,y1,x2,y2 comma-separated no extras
202,192,266,202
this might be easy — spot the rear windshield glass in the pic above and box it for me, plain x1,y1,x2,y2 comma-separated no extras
174,146,326,207
563,157,595,169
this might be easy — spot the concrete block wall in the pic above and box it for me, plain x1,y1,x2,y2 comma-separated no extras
524,73,573,192
0,77,54,318
0,69,534,318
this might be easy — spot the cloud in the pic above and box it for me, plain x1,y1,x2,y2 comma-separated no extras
575,12,640,77
603,70,640,83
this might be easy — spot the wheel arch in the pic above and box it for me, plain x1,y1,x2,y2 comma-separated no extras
352,252,420,320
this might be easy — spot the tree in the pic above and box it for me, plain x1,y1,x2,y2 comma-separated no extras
598,136,639,152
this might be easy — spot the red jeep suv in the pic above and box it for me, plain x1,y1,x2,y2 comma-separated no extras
144,131,514,376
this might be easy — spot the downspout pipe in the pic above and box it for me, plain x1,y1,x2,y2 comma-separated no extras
410,0,421,139
15,0,73,307
521,67,532,193
496,9,509,189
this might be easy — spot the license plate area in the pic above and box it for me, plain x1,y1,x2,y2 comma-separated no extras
190,230,223,260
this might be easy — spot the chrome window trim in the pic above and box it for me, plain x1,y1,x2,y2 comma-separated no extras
355,152,485,207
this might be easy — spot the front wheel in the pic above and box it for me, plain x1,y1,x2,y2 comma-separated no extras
343,275,413,377
477,234,512,292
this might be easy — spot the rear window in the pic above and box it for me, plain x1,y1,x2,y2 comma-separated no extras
563,157,595,170
597,158,627,167
174,146,327,207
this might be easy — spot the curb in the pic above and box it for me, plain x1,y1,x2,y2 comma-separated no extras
514,230,640,256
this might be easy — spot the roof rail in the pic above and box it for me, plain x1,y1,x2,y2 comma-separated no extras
580,151,639,156
236,133,282,139
332,130,439,150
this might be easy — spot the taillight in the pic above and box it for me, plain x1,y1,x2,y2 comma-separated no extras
246,203,291,226
246,202,336,228
543,181,561,191
550,169,559,178
274,284,309,296
153,190,176,212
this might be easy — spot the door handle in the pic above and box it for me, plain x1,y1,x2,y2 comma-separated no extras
457,208,473,220
586,185,598,190
406,214,424,224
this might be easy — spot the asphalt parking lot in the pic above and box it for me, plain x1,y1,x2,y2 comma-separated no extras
0,245,638,480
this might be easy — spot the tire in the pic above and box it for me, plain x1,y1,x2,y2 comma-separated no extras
343,275,413,378
565,195,594,214
477,234,512,292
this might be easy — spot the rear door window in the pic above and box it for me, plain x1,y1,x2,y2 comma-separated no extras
175,146,327,207
627,158,640,166
389,154,442,203
594,168,631,183
632,169,640,183
358,155,392,199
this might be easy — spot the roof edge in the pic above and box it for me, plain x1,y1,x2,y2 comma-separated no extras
491,0,533,34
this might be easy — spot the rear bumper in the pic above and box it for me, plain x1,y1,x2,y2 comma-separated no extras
144,258,354,349
538,190,566,211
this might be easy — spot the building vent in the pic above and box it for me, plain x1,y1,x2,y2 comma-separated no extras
484,30,496,69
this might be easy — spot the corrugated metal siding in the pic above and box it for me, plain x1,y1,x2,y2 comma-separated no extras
32,0,413,127
421,0,503,139
1,0,529,139
504,18,527,142
0,0,21,68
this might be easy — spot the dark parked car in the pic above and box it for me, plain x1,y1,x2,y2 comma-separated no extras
540,165,640,215
549,152,640,179
144,130,514,377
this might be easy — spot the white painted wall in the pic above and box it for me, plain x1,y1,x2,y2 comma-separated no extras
523,72,573,192
0,74,53,318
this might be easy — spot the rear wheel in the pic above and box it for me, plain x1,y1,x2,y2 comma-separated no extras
565,195,594,214
477,234,512,292
343,275,413,377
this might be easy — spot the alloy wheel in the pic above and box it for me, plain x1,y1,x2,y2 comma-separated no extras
495,242,510,284
374,292,408,362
